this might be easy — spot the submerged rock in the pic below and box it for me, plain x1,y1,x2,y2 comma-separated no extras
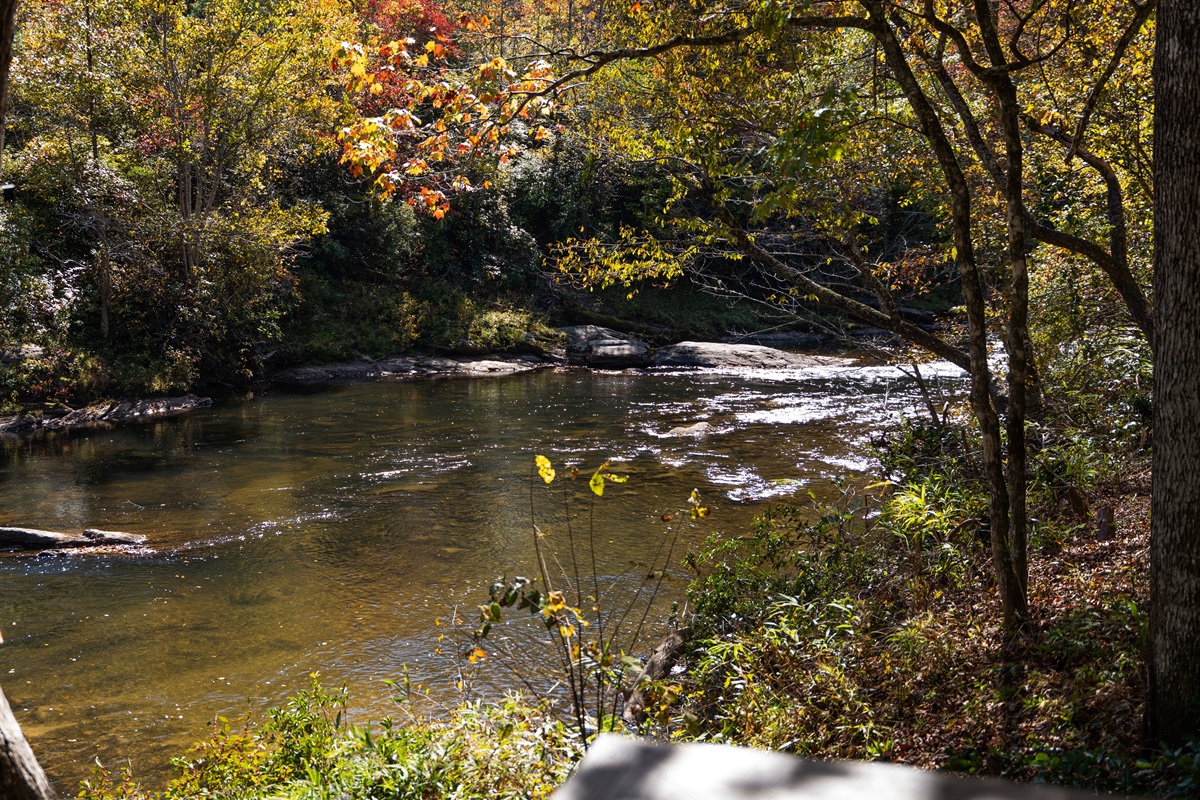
666,421,712,437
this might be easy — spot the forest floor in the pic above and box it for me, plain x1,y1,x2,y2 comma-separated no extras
678,460,1200,797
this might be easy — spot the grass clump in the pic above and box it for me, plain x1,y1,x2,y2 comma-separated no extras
80,677,578,800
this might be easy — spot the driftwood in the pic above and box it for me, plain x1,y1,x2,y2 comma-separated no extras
0,684,56,800
0,527,146,551
0,395,212,436
622,629,690,725
41,395,212,430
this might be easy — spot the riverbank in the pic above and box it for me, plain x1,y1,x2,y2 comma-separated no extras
2,328,863,436
73,455,1193,800
679,463,1184,796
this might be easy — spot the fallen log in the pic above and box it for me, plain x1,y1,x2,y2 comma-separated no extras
622,628,690,726
0,527,146,551
1,395,212,436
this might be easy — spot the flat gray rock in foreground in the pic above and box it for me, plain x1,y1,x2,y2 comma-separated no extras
552,736,1126,800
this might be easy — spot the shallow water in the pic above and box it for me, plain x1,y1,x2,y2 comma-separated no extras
0,362,963,788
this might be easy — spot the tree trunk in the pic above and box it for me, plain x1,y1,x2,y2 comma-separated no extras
865,2,1028,629
1148,0,1200,747
0,0,17,174
0,684,56,800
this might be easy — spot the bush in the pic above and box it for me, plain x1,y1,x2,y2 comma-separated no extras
80,677,579,800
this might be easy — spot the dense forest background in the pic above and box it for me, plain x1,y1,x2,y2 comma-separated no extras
0,0,779,406
0,0,1151,415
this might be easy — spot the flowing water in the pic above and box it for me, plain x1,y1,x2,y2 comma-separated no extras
0,362,963,788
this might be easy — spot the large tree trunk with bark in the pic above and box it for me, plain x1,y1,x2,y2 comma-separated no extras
0,0,17,173
1148,0,1200,747
0,684,56,800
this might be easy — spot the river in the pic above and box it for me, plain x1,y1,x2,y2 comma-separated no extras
0,362,962,789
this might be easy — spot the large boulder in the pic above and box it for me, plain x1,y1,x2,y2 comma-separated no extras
586,340,654,368
560,326,654,369
656,341,854,369
0,344,45,364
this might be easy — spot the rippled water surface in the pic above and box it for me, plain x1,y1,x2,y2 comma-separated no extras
0,363,962,788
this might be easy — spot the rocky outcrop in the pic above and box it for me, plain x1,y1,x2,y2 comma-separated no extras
0,527,148,551
272,354,551,385
656,341,856,369
0,395,213,436
0,344,45,364
561,326,654,369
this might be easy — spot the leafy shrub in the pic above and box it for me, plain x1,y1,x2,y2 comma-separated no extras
80,677,578,800
683,498,884,633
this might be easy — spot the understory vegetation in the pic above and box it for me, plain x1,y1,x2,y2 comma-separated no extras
80,682,578,800
681,448,1198,797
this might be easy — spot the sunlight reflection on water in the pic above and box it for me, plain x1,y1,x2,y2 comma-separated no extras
0,362,963,788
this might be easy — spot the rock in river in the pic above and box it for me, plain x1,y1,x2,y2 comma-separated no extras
0,527,148,551
656,341,855,369
666,421,712,437
561,325,654,369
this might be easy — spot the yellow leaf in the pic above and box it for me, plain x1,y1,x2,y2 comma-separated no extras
544,590,566,615
559,624,575,639
589,470,605,496
468,647,487,664
535,454,556,484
